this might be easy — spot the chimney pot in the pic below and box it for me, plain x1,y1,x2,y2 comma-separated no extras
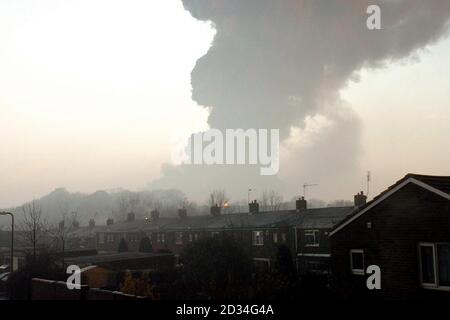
127,212,135,222
178,207,187,218
151,209,160,220
296,196,307,211
210,204,221,216
354,191,367,208
249,200,259,214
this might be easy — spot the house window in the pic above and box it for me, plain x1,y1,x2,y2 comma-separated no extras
188,233,193,242
98,233,105,244
273,232,278,243
304,230,319,247
175,232,183,245
350,249,364,275
253,258,270,272
281,233,286,242
419,243,450,289
194,233,199,241
107,234,114,243
211,231,219,237
157,233,165,243
252,231,264,246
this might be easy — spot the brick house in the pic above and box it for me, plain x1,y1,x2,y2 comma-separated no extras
93,199,354,274
329,174,450,300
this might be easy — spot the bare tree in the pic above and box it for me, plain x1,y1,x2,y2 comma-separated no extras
208,189,229,207
118,195,130,216
260,190,284,212
20,200,48,261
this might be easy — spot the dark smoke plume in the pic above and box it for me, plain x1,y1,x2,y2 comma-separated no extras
150,0,450,202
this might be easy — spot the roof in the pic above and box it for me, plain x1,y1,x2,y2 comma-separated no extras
329,173,450,236
70,206,355,236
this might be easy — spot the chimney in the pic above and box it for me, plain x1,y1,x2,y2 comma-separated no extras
210,204,221,216
127,212,135,222
72,220,80,229
106,218,114,226
354,191,367,208
178,207,187,218
249,200,259,214
151,209,160,220
89,219,95,229
296,196,307,211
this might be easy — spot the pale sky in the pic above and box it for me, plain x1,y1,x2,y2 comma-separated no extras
0,0,449,208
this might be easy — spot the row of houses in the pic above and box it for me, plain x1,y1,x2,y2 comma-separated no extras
69,196,356,276
3,173,449,300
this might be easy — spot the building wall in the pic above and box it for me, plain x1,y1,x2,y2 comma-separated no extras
295,228,333,275
331,183,450,300
96,226,298,269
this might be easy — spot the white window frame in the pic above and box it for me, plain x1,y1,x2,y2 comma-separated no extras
253,258,271,270
419,242,450,291
107,234,114,243
350,249,365,275
252,231,264,246
304,230,319,247
175,232,183,245
273,232,278,244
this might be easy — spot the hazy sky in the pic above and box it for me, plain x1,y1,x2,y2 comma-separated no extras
0,0,449,208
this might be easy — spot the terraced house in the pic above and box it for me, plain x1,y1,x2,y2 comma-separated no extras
84,196,357,275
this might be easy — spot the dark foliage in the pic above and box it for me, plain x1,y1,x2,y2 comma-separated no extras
179,235,253,299
6,251,65,300
117,238,129,253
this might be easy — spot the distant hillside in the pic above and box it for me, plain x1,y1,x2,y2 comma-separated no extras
0,187,194,229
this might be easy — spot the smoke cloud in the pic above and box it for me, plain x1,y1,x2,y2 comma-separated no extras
150,0,450,202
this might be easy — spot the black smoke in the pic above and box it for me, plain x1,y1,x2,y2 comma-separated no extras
150,0,450,202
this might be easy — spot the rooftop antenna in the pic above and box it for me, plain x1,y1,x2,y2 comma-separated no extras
303,183,318,199
367,171,371,197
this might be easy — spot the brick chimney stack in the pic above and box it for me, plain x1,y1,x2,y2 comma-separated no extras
151,209,160,220
354,191,367,208
126,212,135,222
178,207,187,218
249,200,259,214
106,218,114,226
296,196,307,211
210,204,221,216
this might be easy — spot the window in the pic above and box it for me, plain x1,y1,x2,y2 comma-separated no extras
252,231,264,246
281,233,286,242
175,232,183,245
107,234,114,243
188,233,193,242
350,249,364,275
211,231,219,237
157,233,165,243
304,230,319,247
253,258,270,272
194,233,199,241
273,232,278,243
419,243,450,289
98,233,105,244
